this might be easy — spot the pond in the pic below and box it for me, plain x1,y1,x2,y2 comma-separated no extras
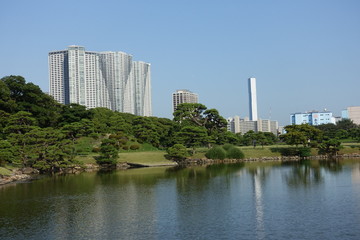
1,159,360,240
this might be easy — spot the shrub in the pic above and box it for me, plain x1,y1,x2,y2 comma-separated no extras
166,144,189,162
130,144,140,150
223,143,235,151
275,147,312,157
226,147,245,159
205,146,226,160
298,147,312,157
122,145,129,150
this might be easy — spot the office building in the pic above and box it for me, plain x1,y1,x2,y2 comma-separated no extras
342,106,360,125
49,46,151,116
227,116,279,135
290,110,335,126
248,77,258,121
172,89,198,112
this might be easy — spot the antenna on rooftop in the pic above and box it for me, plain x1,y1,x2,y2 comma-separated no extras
269,106,272,120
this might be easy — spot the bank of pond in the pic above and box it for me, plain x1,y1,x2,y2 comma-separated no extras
1,148,360,186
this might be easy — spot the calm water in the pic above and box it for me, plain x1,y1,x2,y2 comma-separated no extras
1,159,360,240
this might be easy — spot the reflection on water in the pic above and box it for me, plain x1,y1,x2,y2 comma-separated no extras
253,168,265,240
1,159,360,240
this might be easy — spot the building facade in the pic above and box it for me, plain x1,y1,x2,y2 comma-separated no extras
290,111,335,126
49,45,152,116
248,77,258,121
172,89,198,112
342,106,360,125
227,116,279,135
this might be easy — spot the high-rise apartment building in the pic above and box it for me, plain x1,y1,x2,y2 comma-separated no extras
49,46,152,116
248,77,258,121
172,89,198,112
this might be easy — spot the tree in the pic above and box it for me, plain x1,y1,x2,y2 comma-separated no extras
89,107,115,134
281,124,323,147
280,130,307,147
0,140,16,166
23,127,77,172
173,103,227,144
176,126,209,154
217,131,242,145
96,138,119,166
336,119,357,131
243,130,257,147
173,103,208,127
349,128,360,142
1,75,61,127
4,111,37,135
133,117,160,147
0,110,10,139
109,114,132,134
166,144,189,162
316,123,337,139
0,80,16,112
318,139,343,157
255,132,268,148
58,103,92,126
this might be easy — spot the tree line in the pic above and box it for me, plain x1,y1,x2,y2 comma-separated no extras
1,75,359,171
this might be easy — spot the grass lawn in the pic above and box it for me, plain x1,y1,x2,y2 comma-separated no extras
75,143,360,167
76,151,175,166
119,151,175,166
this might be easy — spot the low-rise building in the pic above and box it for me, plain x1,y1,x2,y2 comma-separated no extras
228,116,279,135
290,110,335,126
342,106,360,125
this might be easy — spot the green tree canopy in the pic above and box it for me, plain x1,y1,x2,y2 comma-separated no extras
1,75,61,127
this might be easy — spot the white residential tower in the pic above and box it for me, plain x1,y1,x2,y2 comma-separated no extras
49,46,151,116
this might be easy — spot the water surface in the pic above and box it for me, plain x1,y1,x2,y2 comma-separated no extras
1,159,360,240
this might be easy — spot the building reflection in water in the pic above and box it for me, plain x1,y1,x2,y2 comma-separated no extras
252,167,266,240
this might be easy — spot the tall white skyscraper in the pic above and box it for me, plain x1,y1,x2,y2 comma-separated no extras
49,46,151,116
248,77,258,121
172,89,198,112
130,61,152,116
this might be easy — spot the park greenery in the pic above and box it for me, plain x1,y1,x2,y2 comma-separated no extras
1,75,360,173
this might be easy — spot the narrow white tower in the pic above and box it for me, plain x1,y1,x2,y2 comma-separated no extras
248,77,258,121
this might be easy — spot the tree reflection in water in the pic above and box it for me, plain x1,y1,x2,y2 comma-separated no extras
284,160,323,187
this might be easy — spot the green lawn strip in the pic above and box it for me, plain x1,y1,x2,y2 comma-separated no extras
119,151,175,166
75,144,360,167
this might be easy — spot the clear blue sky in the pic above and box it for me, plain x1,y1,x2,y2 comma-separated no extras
1,0,359,125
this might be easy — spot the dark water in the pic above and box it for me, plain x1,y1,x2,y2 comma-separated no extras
1,159,360,240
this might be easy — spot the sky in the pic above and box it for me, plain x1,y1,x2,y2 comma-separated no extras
1,0,359,125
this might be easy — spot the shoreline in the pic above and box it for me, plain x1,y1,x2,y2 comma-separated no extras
1,153,360,186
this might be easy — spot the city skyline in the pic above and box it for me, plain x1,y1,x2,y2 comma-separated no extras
1,0,359,125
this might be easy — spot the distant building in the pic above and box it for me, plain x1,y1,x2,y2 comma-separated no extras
290,110,335,126
49,45,152,116
248,77,258,121
172,89,198,112
227,116,279,135
342,106,360,125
